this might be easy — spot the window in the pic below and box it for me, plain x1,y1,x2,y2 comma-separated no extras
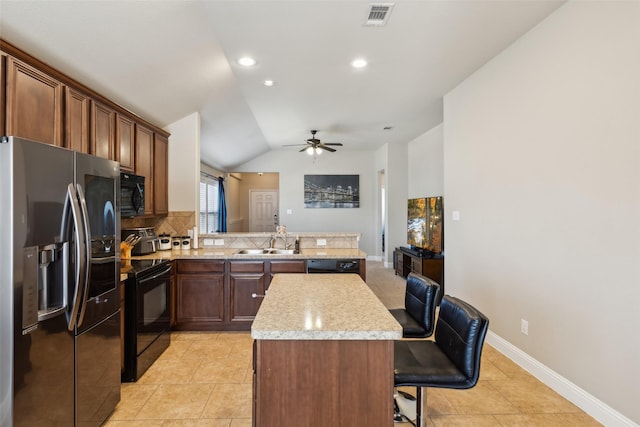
200,174,219,233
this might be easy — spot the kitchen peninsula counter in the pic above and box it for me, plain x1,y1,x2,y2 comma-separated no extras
252,273,401,427
129,247,366,260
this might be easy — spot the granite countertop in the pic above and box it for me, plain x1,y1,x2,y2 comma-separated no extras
127,247,366,261
251,273,402,340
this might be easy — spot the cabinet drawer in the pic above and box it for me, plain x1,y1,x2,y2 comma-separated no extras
229,261,266,273
270,260,307,274
177,260,225,274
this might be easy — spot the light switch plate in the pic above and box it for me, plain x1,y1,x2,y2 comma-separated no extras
317,239,326,246
214,239,225,246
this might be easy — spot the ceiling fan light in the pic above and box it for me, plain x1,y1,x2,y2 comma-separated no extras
306,146,314,155
315,147,322,155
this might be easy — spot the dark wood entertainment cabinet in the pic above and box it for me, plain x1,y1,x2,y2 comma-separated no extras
394,247,444,303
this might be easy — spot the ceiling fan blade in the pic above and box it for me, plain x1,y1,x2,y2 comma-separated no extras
299,147,309,152
322,143,343,146
282,143,308,147
318,145,336,152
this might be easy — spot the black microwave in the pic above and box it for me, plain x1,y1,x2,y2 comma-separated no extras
120,173,145,217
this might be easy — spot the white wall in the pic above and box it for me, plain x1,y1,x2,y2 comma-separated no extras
234,149,378,256
408,123,443,199
443,1,640,424
167,112,200,212
383,143,408,265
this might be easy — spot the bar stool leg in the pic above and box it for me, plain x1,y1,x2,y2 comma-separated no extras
416,387,424,427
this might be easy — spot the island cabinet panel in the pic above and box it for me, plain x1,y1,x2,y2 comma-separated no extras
64,86,90,153
175,260,225,330
254,340,394,427
6,57,63,146
228,261,267,328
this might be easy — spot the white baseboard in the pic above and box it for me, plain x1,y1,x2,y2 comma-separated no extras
486,331,638,427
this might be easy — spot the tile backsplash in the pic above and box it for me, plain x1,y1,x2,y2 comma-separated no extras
121,211,195,237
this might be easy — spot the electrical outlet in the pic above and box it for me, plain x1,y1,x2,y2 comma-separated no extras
214,239,225,246
521,319,529,335
203,238,214,246
317,239,326,246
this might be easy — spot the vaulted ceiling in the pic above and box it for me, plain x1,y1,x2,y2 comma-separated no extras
0,0,564,170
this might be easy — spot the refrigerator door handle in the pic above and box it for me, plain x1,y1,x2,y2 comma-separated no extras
61,183,88,331
75,184,92,328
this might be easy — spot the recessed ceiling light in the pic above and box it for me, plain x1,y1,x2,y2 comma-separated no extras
263,80,275,87
351,58,368,68
237,56,256,67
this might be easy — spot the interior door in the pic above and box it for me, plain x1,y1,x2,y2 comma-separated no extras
249,190,278,232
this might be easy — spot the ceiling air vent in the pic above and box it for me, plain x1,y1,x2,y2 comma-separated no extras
364,3,394,26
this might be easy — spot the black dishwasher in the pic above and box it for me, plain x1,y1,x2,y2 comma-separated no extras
306,259,360,274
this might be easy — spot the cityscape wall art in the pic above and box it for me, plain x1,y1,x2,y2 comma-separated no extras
304,175,360,208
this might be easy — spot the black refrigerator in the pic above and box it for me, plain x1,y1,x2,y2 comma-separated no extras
0,136,121,426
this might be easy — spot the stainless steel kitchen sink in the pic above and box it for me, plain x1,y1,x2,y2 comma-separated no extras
234,248,295,255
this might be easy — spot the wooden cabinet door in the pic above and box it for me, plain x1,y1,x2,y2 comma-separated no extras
6,57,63,146
176,274,225,326
64,87,90,153
175,260,225,330
116,114,135,172
153,133,169,215
228,261,267,325
1,54,6,137
135,124,154,215
91,100,115,160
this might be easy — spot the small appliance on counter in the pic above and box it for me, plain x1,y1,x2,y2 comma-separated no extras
122,227,158,255
158,233,172,251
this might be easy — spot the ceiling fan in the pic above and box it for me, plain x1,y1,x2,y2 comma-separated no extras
284,130,343,155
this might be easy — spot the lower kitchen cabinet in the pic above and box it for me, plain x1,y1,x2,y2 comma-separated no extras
175,260,225,330
174,259,309,331
228,261,267,328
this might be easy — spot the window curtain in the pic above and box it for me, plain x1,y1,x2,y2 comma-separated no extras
217,176,227,232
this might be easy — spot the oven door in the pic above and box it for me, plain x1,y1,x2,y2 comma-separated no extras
135,264,171,355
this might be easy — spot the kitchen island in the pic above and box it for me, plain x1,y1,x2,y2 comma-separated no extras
251,273,402,427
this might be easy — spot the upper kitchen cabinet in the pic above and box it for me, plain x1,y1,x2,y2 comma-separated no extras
1,54,6,136
2,39,171,216
64,87,90,153
116,114,135,172
135,124,154,216
5,57,63,146
91,100,116,160
153,133,169,216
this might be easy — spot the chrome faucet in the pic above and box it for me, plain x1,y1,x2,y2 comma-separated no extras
271,233,291,249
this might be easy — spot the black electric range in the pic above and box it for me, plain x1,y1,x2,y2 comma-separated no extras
122,258,172,382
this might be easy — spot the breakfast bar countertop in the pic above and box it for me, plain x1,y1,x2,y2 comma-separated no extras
251,273,402,341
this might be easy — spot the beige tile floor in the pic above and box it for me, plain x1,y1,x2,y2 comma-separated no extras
105,262,602,426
